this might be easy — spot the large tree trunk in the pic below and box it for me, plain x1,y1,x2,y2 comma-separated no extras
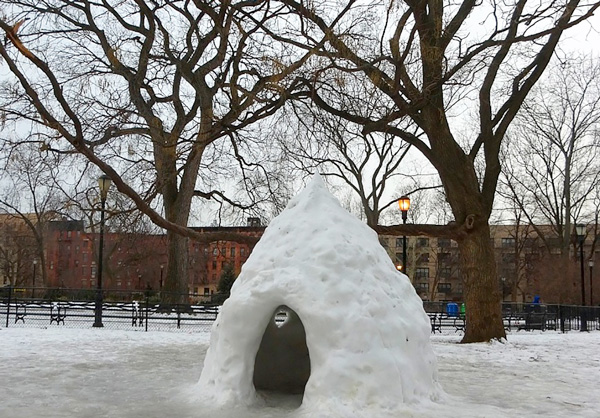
161,187,194,304
158,121,208,304
164,230,189,303
459,223,506,342
431,129,506,342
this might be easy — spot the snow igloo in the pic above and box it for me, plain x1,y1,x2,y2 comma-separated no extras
197,174,441,415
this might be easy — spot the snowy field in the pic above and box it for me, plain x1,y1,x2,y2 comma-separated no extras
1,328,599,418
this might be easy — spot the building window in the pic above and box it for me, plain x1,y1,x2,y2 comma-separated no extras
438,238,451,248
212,260,217,269
395,238,404,248
91,266,97,278
75,260,79,267
415,267,429,279
241,248,246,256
440,267,452,278
204,247,209,256
438,252,451,262
417,282,429,291
438,283,452,293
231,247,236,257
417,238,429,248
204,287,210,295
213,248,218,256
50,262,54,270
417,253,430,263
67,231,72,238
501,238,515,248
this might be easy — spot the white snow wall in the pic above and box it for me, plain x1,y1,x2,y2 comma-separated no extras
197,174,441,413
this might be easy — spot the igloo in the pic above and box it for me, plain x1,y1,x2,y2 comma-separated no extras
197,174,441,415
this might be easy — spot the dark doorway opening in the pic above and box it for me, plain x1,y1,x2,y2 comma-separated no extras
253,305,310,405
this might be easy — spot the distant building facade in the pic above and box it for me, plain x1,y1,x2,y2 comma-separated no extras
381,224,598,304
3,213,597,304
41,218,265,297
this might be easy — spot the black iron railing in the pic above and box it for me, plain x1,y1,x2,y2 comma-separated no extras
1,285,219,332
2,286,599,333
424,301,600,333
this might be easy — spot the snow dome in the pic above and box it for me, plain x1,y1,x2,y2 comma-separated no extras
197,174,441,415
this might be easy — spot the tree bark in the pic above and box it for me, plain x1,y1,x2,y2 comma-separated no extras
458,222,506,342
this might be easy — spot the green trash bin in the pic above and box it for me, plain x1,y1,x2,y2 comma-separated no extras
460,303,466,317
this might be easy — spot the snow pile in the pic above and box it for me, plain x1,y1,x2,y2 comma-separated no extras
197,174,441,416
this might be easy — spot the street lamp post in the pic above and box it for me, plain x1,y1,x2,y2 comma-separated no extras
93,174,112,328
575,224,587,332
160,264,164,290
32,259,37,299
589,260,594,306
398,196,411,274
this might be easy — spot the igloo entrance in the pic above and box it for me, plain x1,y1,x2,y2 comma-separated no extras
253,305,310,398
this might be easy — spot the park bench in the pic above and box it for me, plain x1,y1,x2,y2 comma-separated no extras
15,303,26,323
429,313,442,333
453,315,465,332
517,312,546,331
428,313,465,334
50,302,66,325
131,301,145,327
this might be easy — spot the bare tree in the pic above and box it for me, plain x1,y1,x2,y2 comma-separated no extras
0,1,314,301
278,78,417,227
281,0,599,342
0,142,69,289
500,56,600,256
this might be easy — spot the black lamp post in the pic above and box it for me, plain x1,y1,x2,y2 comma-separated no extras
32,259,37,299
93,174,111,328
160,264,164,290
575,223,587,331
589,260,594,306
398,195,410,274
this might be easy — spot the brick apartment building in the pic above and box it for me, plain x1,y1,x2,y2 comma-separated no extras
41,218,265,297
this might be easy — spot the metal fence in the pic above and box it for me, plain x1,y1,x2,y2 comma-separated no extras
424,301,600,333
2,286,599,333
0,285,219,332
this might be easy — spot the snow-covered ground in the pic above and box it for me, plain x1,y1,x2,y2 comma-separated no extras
2,327,599,418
